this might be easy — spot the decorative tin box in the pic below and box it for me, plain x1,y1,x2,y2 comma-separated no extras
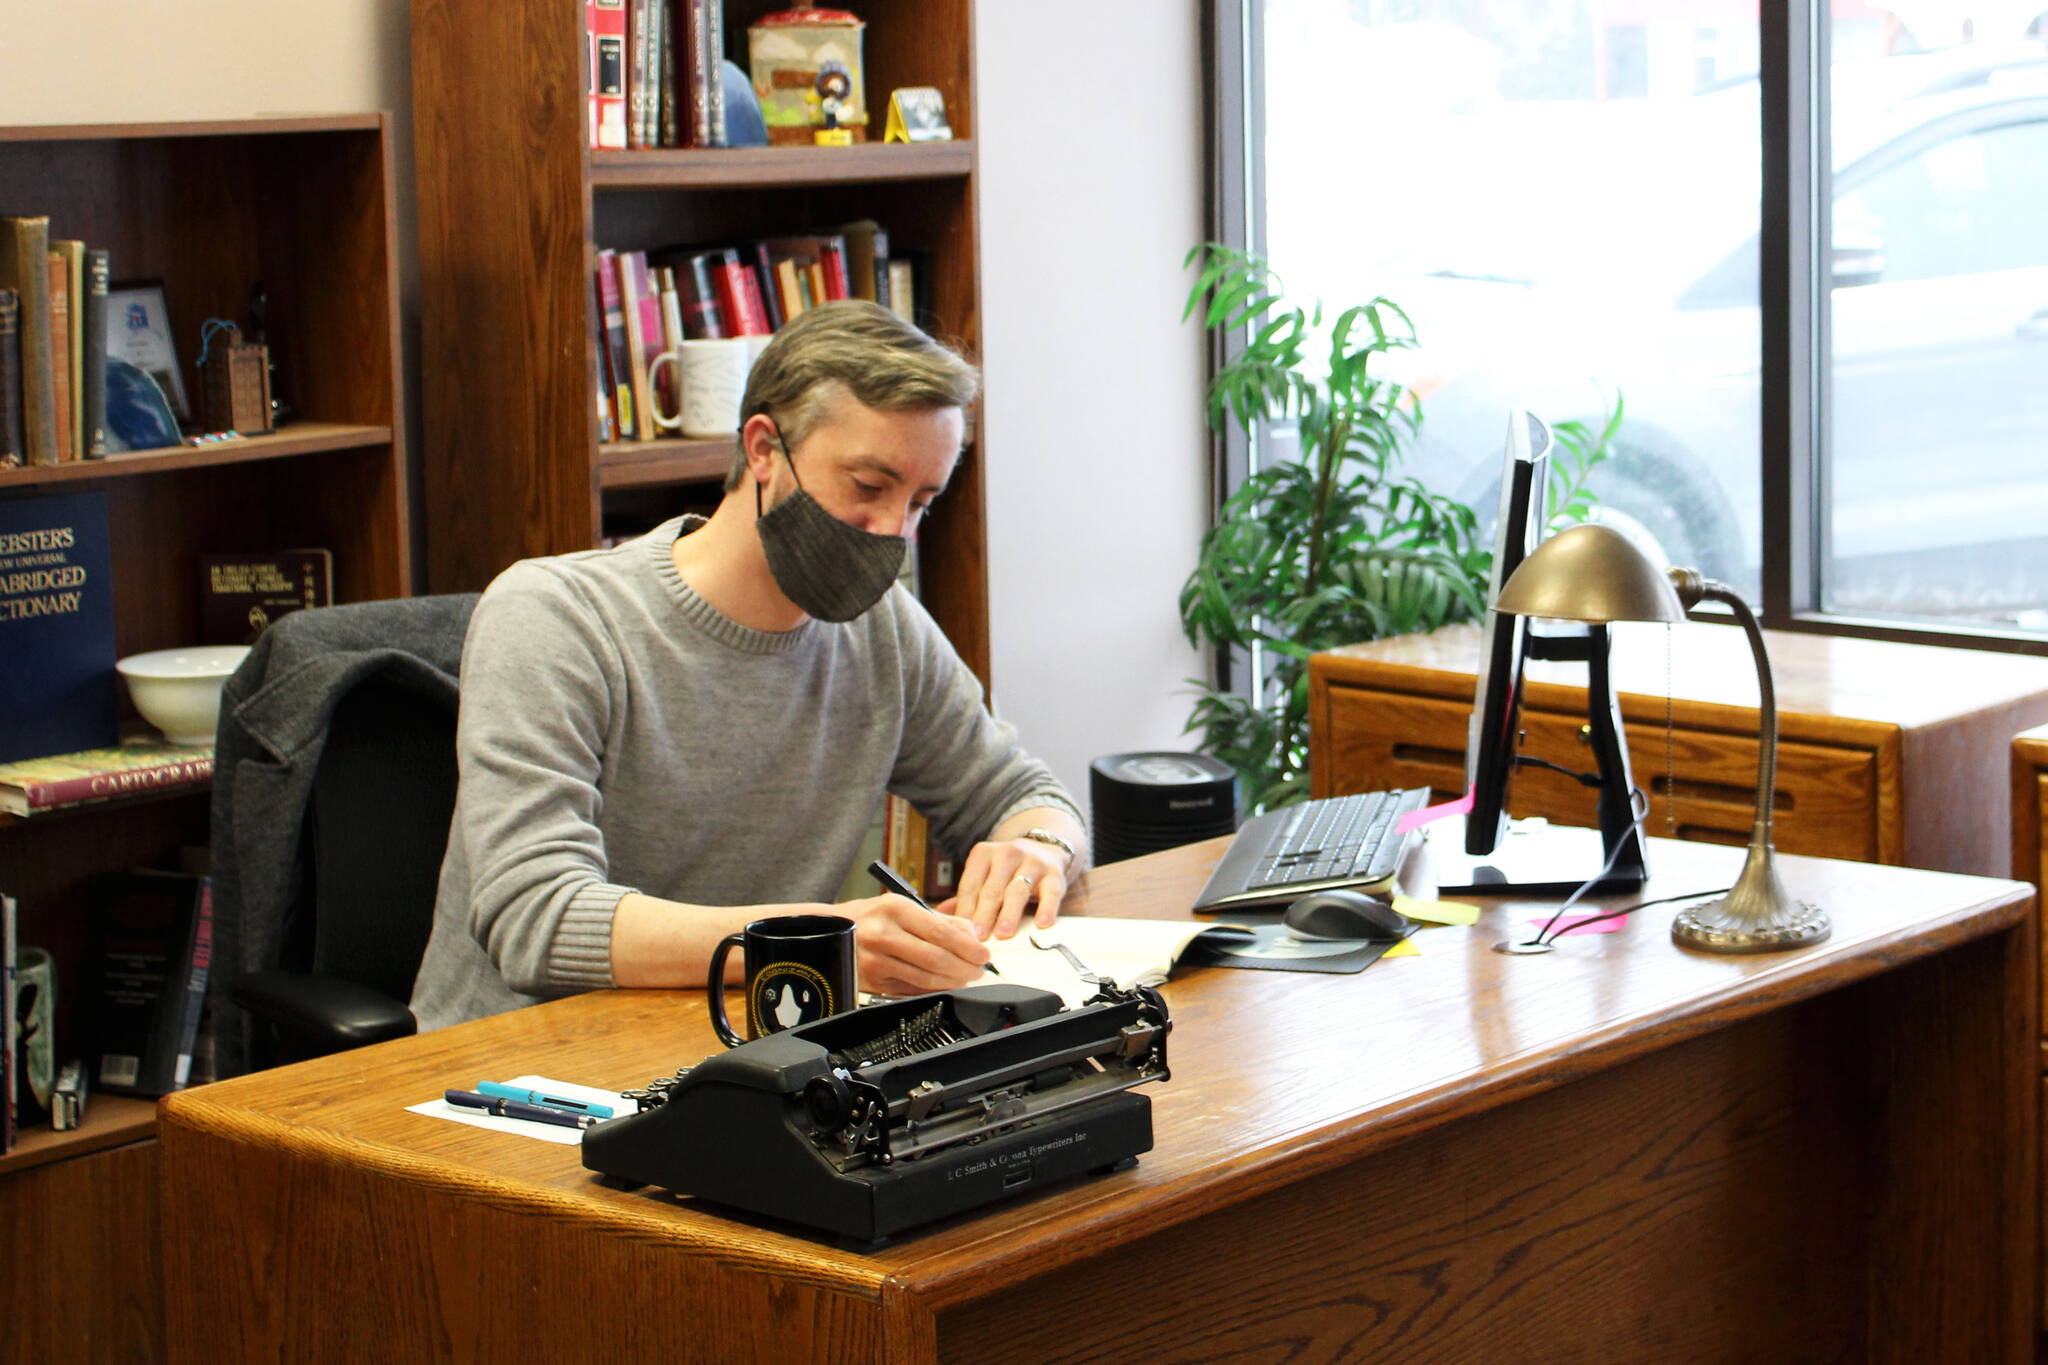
748,8,867,144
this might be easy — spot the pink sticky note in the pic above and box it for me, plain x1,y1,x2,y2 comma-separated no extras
1530,912,1629,936
1397,785,1475,835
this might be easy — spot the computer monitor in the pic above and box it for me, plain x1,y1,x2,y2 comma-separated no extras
1439,409,1649,898
1464,409,1549,857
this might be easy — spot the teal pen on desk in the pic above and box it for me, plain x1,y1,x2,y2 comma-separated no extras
475,1081,614,1119
444,1089,598,1130
869,859,1000,975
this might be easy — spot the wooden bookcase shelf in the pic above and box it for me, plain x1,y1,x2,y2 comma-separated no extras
0,422,395,487
0,1096,155,1177
590,140,974,188
0,116,410,1361
597,438,733,491
412,0,990,681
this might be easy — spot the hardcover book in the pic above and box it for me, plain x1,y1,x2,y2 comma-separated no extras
81,249,109,458
0,217,56,466
45,251,71,462
0,288,21,467
3,890,15,1151
651,248,726,340
840,219,890,307
595,250,638,439
0,735,214,816
616,251,659,441
198,548,333,646
589,0,628,150
82,870,211,1098
0,491,118,764
53,240,85,460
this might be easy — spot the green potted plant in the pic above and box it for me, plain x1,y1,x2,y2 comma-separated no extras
1178,244,1616,813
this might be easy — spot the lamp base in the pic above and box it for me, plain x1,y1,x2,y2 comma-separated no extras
1670,841,1831,953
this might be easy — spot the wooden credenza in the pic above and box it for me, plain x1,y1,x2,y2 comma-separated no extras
1310,621,2048,877
2013,723,2048,1325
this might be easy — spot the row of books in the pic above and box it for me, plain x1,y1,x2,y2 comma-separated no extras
0,216,109,467
587,0,729,150
594,219,925,444
2,869,213,1151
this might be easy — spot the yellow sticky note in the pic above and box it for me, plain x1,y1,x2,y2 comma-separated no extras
1382,936,1420,957
1393,895,1480,927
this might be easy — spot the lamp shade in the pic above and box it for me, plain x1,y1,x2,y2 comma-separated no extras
1494,523,1687,624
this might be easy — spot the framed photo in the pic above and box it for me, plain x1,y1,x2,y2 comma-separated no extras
105,279,190,422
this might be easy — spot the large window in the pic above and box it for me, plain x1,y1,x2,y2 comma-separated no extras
1245,0,2048,642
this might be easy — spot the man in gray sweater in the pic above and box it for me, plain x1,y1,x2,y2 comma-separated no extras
411,302,1086,1031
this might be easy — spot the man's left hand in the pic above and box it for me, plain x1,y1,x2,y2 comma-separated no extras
937,837,1069,941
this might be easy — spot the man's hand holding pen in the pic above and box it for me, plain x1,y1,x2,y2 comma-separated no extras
841,880,994,996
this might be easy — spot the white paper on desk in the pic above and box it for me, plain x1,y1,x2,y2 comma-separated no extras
987,918,1238,1009
406,1074,629,1145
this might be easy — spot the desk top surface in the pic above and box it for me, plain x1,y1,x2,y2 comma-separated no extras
164,834,2030,1312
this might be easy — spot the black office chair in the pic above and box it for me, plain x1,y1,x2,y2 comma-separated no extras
225,673,457,1066
209,593,475,1074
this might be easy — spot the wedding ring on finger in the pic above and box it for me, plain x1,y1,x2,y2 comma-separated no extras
1012,873,1034,888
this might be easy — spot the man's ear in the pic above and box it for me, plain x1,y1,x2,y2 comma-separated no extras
739,413,781,487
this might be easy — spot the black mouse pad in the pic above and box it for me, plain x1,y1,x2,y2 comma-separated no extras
1180,924,1396,974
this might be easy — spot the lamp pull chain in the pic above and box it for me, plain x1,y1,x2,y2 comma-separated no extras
1664,624,1676,839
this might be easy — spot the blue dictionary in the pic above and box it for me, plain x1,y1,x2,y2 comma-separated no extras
0,491,118,764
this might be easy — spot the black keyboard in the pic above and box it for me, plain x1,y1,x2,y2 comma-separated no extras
1192,787,1431,913
1248,789,1424,891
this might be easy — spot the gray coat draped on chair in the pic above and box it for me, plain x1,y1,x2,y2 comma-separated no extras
208,594,476,1078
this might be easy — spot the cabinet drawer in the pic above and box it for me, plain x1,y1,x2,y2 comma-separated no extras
1517,709,1880,862
1318,682,1881,862
1321,686,1470,800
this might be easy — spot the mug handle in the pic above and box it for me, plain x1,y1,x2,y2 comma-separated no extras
707,931,747,1047
647,350,684,433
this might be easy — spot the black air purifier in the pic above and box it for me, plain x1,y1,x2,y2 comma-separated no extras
1089,752,1238,865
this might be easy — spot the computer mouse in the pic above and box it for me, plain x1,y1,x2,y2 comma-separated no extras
1283,889,1413,943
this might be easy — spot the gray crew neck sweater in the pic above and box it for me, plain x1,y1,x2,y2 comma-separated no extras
409,517,1081,1031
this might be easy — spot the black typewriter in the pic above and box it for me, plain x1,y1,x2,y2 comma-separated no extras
582,981,1171,1243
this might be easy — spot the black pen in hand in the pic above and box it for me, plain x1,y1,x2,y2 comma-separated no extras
868,859,999,975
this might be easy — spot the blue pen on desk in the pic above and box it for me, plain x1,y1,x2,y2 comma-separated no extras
869,859,1000,975
444,1088,597,1130
475,1081,614,1120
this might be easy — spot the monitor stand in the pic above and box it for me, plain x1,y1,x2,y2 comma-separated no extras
1430,817,1647,899
1440,622,1651,898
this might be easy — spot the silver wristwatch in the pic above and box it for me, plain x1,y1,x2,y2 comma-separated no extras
1018,827,1076,863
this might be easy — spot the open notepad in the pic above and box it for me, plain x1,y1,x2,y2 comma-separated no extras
985,918,1248,1009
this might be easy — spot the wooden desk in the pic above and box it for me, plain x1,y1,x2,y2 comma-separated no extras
158,837,2036,1362
1310,621,2048,876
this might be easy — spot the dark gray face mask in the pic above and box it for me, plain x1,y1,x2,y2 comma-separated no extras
755,432,908,623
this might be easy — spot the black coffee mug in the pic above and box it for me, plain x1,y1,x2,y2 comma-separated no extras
707,914,858,1047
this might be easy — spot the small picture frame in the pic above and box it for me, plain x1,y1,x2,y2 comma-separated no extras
884,87,952,143
106,279,190,423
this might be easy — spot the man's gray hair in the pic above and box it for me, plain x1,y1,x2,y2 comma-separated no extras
724,300,980,490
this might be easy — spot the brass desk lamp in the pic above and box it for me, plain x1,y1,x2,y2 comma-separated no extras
1494,523,1830,953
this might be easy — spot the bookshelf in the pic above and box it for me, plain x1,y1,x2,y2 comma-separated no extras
0,115,410,1360
411,0,991,681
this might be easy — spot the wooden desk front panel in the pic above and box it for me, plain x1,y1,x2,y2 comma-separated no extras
1319,683,1885,862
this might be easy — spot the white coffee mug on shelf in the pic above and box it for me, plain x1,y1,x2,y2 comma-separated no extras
679,337,752,439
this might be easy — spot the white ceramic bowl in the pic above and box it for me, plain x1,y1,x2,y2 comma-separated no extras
115,645,251,746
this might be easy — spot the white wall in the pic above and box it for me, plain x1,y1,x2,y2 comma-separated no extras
0,3,407,124
975,1,1210,825
0,0,1213,835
